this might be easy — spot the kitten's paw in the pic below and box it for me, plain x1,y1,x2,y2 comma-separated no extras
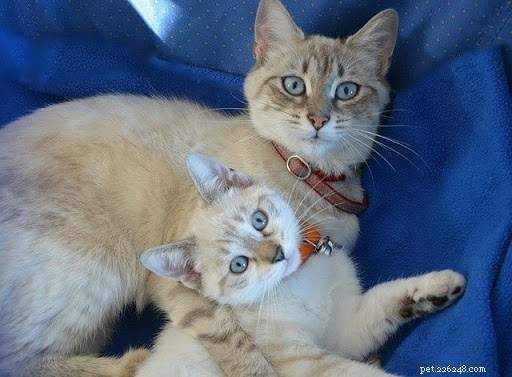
399,270,465,319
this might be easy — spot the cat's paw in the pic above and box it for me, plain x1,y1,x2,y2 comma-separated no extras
399,270,466,319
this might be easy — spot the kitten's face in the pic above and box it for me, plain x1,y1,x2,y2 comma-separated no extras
244,0,397,171
191,184,301,306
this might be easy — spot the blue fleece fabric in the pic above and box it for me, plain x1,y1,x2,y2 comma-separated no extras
356,48,512,377
0,2,511,377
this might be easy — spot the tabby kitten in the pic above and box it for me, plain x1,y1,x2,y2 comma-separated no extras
138,203,465,377
0,0,397,375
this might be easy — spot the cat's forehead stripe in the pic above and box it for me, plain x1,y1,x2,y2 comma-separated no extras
302,60,308,75
337,64,344,79
258,195,278,218
219,246,231,256
304,43,340,78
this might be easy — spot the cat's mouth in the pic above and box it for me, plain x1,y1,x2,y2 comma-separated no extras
303,132,326,143
283,252,301,276
302,134,336,150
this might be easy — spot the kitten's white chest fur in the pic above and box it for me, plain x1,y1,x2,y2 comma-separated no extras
240,251,359,350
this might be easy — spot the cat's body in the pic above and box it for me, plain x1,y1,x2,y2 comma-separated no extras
0,0,400,375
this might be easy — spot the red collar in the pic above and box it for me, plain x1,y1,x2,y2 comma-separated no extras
273,142,368,215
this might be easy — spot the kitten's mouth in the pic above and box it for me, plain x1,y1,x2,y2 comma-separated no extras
283,252,300,275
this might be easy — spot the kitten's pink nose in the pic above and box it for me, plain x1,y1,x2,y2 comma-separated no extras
308,114,330,130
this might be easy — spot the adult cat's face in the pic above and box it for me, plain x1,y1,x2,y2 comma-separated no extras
192,184,301,306
244,0,398,171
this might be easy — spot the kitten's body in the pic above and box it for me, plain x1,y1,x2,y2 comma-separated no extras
0,0,399,375
139,209,466,377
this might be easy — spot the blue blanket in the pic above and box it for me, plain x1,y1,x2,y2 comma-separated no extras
1,2,511,377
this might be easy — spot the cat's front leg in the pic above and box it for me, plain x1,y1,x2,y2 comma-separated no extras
147,275,277,377
337,270,466,359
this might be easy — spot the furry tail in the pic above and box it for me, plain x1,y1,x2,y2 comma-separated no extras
2,349,149,377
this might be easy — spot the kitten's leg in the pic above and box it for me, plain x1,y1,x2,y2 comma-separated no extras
136,325,224,377
147,276,277,377
269,340,399,377
338,270,465,359
21,349,150,377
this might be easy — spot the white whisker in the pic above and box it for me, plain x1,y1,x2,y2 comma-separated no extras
356,128,427,168
353,130,420,170
346,133,396,172
337,136,376,189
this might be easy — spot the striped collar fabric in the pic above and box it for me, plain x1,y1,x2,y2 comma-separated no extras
272,142,368,216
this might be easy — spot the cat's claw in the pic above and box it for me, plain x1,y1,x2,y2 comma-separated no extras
400,270,466,319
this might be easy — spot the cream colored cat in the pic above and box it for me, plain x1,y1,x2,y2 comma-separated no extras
0,0,398,375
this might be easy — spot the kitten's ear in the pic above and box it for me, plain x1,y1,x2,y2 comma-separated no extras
186,153,254,204
141,240,201,290
254,0,304,64
346,9,398,75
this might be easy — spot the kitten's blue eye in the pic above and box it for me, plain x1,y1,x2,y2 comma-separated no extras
283,76,305,96
251,210,268,231
230,256,249,274
335,82,359,100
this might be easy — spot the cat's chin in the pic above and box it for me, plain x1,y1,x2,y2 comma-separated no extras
271,133,333,157
295,139,340,162
296,136,371,169
303,137,338,154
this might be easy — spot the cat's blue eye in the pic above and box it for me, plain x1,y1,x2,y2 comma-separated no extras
230,256,249,274
335,82,359,101
282,76,305,96
251,210,268,231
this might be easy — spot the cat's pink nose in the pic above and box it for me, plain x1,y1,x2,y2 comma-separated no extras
308,115,330,130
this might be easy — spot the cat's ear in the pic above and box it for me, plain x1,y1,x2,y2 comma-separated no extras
141,240,201,290
346,9,398,75
186,153,254,204
254,0,304,64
